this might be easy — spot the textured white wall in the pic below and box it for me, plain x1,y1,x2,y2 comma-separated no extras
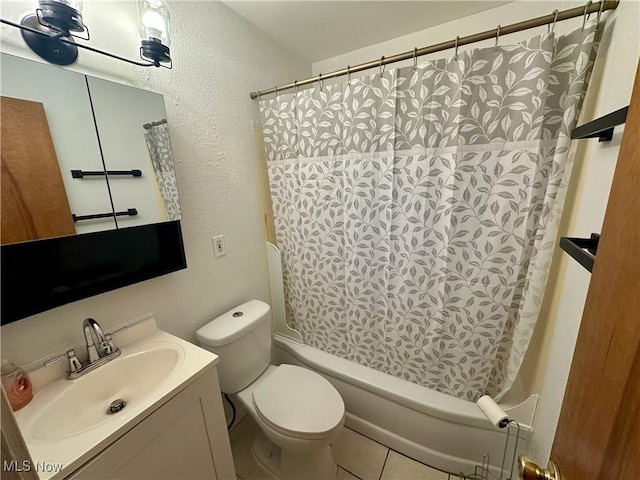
2,0,638,467
312,0,639,466
0,1,309,365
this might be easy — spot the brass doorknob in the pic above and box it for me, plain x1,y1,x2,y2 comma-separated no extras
518,455,562,480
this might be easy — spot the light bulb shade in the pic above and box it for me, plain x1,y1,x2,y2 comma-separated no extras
38,0,84,34
138,0,171,47
47,0,83,11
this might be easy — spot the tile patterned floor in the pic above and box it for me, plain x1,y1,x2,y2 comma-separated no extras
229,415,462,480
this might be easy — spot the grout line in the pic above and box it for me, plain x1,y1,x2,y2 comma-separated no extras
237,421,460,480
338,466,363,480
378,448,390,480
341,426,390,480
386,445,456,478
343,426,456,479
344,425,389,450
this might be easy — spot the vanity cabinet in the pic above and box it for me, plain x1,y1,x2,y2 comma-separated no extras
65,367,235,480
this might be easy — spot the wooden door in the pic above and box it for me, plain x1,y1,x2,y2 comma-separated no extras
1,96,76,244
546,62,640,478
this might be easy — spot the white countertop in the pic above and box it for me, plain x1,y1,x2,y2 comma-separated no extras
13,316,218,480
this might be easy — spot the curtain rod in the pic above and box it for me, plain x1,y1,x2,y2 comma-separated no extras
249,0,619,100
143,119,167,129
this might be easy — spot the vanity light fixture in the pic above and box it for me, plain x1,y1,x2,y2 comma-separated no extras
1,0,172,68
19,0,87,65
138,0,172,67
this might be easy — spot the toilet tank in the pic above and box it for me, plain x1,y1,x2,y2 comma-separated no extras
196,300,272,394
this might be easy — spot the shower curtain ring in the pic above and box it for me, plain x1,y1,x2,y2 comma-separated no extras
318,73,324,91
582,1,592,31
294,80,298,95
347,66,351,86
548,9,559,34
274,85,278,97
413,47,418,71
454,36,459,60
379,56,385,77
596,0,605,29
494,25,501,51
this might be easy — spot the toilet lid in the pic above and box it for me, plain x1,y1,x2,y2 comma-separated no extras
253,364,344,438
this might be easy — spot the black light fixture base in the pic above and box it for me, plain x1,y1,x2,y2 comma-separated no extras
38,0,85,34
20,14,77,65
140,38,171,67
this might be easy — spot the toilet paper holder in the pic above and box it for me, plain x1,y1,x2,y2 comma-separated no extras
462,395,523,480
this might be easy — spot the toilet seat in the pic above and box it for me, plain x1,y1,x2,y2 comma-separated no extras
252,364,344,440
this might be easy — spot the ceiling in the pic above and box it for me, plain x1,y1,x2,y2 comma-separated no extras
222,1,512,63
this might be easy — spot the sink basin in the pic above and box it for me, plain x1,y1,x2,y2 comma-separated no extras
12,317,219,480
21,345,182,443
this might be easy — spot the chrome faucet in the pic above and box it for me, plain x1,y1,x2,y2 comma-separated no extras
44,318,124,379
83,317,107,362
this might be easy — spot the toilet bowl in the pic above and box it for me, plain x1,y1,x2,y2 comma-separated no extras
196,300,345,479
238,364,344,478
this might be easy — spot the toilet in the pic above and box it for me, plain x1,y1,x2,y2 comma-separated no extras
196,300,345,480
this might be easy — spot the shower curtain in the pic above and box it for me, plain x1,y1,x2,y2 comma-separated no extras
260,25,600,400
144,122,182,221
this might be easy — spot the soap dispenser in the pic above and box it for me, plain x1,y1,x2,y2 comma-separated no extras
1,359,33,411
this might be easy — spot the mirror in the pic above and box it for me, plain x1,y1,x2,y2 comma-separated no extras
1,53,111,239
0,53,181,245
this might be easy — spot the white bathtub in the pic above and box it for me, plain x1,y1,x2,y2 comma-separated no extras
272,334,536,477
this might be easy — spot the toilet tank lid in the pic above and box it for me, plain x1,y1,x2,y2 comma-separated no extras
196,300,271,347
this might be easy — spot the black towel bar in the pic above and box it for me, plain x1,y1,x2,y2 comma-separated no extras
72,208,138,222
559,234,600,272
71,169,142,178
571,106,628,142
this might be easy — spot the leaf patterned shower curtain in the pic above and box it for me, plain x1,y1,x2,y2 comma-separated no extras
260,25,600,400
144,122,182,221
